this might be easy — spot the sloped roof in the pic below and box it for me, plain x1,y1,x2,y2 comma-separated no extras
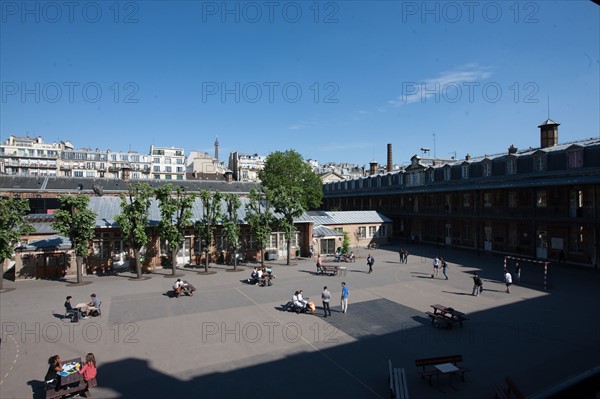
313,225,344,238
18,235,71,251
305,210,392,225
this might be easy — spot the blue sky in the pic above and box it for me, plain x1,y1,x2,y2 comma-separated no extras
1,1,598,167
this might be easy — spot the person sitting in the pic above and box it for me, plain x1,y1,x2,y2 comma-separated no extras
255,268,263,285
247,267,258,284
297,290,308,308
45,355,62,389
292,291,305,313
76,353,97,392
335,251,341,262
172,279,184,298
86,294,101,317
64,296,81,321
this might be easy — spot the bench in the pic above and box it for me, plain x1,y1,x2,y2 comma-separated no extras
45,378,96,398
319,265,339,276
388,359,409,399
495,376,525,399
415,355,470,384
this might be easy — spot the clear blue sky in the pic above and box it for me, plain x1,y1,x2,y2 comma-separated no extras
1,1,598,167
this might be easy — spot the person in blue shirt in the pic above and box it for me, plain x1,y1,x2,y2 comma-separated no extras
341,282,349,313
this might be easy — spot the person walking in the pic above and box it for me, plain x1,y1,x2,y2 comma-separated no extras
321,286,331,317
504,269,513,293
367,254,374,274
432,257,440,278
399,249,404,263
403,249,409,264
441,258,449,280
472,272,483,296
340,282,349,313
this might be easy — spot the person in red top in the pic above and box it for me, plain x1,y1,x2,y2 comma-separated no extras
77,353,97,391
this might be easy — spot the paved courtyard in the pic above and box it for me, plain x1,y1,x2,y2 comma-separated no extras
1,244,599,399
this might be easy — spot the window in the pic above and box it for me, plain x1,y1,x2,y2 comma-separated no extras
74,170,83,177
379,225,387,237
462,193,471,207
483,192,492,207
534,155,546,172
165,158,172,164
154,174,160,179
536,191,547,207
28,149,35,156
567,149,583,168
86,171,95,177
176,175,183,180
177,159,183,165
506,158,516,174
570,190,584,217
358,227,366,239
508,192,517,208
110,154,117,161
153,166,160,172
570,225,585,253
166,175,172,180
132,172,140,179
75,153,84,160
176,167,183,173
131,155,140,162
165,166,172,173
462,165,469,179
153,157,160,163
368,226,378,237
444,167,451,181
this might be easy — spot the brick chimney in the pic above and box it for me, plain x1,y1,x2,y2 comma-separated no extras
369,161,378,175
538,118,560,148
224,170,233,183
387,143,393,173
465,153,471,161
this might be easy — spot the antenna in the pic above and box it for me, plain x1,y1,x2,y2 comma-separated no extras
449,151,457,160
432,132,437,158
547,96,550,119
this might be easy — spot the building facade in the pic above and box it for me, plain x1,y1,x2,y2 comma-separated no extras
149,145,186,180
322,121,600,267
0,135,65,177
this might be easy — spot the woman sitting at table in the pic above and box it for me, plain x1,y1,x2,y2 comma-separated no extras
77,353,97,391
44,355,62,389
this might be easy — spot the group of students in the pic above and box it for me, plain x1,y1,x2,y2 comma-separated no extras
45,353,97,393
471,268,515,296
64,294,101,320
291,290,315,313
247,266,275,286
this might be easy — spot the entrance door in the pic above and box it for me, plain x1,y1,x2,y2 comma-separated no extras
536,230,548,259
445,224,452,245
484,226,492,251
177,237,191,265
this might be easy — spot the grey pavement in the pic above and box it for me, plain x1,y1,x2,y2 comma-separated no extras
1,244,599,399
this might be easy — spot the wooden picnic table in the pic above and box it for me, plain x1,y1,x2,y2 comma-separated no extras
426,304,468,328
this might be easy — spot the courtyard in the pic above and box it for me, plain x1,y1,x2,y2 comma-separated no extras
1,243,599,398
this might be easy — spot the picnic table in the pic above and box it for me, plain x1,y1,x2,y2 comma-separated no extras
426,304,469,329
319,265,340,276
45,357,92,399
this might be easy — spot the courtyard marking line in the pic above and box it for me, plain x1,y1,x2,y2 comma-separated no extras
0,333,20,385
234,287,383,399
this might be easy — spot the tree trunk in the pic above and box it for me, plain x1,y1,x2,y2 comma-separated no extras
204,251,209,273
286,238,291,265
171,246,178,276
260,245,264,267
76,255,84,284
0,258,5,290
134,248,142,279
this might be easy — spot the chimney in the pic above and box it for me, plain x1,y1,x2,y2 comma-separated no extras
508,145,518,154
224,170,233,183
465,153,471,161
387,143,393,173
369,161,378,175
538,118,560,148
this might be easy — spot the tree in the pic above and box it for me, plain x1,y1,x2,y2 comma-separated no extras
52,194,96,285
221,193,242,270
156,184,196,276
245,189,274,266
115,183,153,279
0,197,34,290
259,150,323,265
342,232,350,254
195,190,222,273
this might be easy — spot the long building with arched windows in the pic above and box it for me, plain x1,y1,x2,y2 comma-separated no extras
322,120,600,267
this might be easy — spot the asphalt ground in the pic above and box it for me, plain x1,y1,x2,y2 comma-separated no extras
1,243,599,399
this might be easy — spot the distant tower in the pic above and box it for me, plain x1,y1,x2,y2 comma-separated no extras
387,143,393,173
369,160,378,175
214,136,219,160
538,118,560,148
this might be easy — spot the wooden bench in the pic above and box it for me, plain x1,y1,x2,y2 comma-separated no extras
319,265,339,276
45,378,96,398
415,355,470,384
495,376,525,399
388,359,409,399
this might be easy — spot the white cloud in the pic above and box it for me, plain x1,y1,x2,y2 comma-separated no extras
390,65,493,106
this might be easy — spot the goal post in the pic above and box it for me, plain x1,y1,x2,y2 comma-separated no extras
504,256,551,290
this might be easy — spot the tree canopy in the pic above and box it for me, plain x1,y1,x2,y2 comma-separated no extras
245,188,274,266
52,194,96,284
0,197,34,289
115,183,154,279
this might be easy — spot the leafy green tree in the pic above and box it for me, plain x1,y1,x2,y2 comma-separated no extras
259,150,322,265
0,197,34,290
342,232,350,254
156,184,196,276
195,190,222,273
221,193,242,270
245,188,274,266
115,183,153,279
52,194,96,284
